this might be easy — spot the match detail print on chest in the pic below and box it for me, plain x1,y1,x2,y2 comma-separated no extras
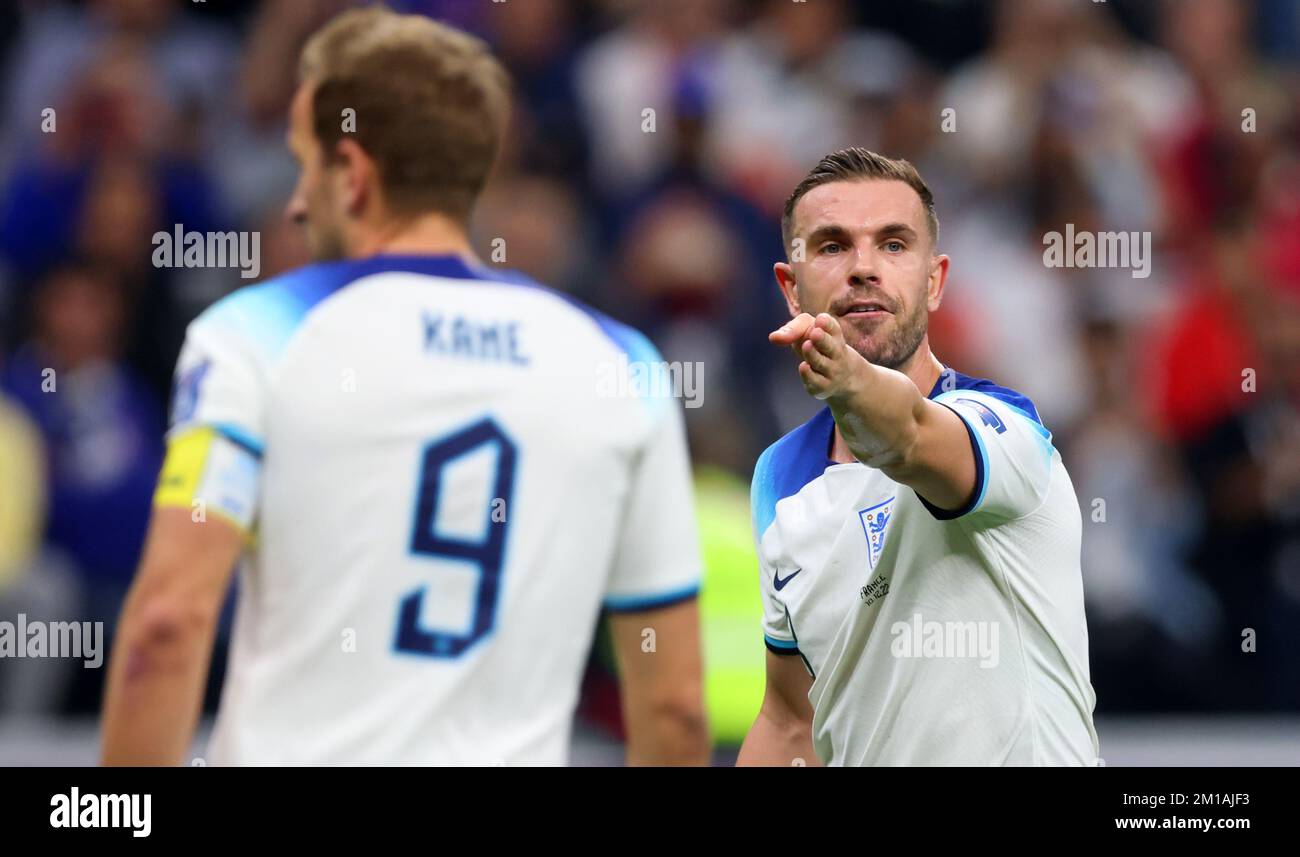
857,495,896,605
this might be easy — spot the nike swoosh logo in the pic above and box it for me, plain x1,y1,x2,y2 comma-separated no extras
773,567,802,591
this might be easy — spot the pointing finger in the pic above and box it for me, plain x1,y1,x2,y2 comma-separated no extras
770,313,815,346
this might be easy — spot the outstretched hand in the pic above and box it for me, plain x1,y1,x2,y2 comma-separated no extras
770,312,869,403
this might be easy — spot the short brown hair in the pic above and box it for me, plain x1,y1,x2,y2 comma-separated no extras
299,7,511,222
781,148,939,254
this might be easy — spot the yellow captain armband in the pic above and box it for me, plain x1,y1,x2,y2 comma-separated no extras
154,425,262,536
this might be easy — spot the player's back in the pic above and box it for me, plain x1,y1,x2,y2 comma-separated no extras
169,255,700,764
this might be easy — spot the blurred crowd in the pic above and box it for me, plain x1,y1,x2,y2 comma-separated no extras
0,0,1298,727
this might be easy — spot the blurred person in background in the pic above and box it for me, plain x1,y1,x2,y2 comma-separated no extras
1141,0,1299,447
937,0,1192,206
0,386,43,595
235,0,354,220
604,65,788,462
1175,196,1300,710
1,0,236,255
706,0,920,216
481,0,591,183
574,0,733,198
0,0,298,227
0,39,230,400
1156,0,1295,249
929,0,1199,428
101,7,708,766
73,156,186,400
3,0,239,162
1062,318,1221,711
0,376,72,718
0,261,163,713
472,173,589,301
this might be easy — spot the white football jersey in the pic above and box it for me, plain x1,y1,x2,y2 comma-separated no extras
167,255,701,764
751,369,1099,765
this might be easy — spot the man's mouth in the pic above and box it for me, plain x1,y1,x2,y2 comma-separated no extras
839,301,892,319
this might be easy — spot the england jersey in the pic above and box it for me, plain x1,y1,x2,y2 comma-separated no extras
751,369,1098,765
157,255,701,764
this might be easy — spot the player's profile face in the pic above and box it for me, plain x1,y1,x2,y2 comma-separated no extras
788,179,940,370
284,82,348,261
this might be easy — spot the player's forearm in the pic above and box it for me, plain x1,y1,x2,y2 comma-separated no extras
828,360,926,470
737,708,819,766
101,594,217,766
623,698,711,766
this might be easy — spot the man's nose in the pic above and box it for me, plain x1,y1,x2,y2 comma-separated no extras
847,246,880,286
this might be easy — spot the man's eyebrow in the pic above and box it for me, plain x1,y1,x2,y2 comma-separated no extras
804,221,921,245
805,223,853,244
874,222,919,241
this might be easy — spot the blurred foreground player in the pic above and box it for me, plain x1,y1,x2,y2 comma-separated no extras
102,8,707,765
738,149,1098,766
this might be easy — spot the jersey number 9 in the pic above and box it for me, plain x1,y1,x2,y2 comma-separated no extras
395,417,517,658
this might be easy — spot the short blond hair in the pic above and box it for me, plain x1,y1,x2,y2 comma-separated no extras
299,6,511,222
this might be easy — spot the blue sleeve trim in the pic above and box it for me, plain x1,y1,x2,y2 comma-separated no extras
764,634,801,655
212,422,265,459
916,403,988,520
1000,401,1053,443
604,583,700,613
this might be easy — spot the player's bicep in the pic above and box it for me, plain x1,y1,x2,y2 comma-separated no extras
759,648,815,727
885,398,979,514
608,598,703,703
737,649,817,766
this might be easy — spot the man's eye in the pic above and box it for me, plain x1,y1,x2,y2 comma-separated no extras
885,240,905,252
821,242,842,254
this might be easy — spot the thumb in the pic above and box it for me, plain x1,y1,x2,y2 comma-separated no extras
770,312,815,345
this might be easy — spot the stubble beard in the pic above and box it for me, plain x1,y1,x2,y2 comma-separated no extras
846,301,928,370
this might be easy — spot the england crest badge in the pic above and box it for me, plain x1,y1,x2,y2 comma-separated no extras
858,496,896,571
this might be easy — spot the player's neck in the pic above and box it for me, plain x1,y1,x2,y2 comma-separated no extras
347,210,480,264
829,341,944,465
896,339,945,401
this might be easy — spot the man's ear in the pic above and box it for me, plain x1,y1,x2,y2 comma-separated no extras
774,261,801,318
926,254,950,312
332,137,374,217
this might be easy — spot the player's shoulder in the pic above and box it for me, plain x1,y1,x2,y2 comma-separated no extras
929,368,1046,428
463,263,671,379
186,260,360,356
931,367,1057,463
581,308,663,364
751,407,836,536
